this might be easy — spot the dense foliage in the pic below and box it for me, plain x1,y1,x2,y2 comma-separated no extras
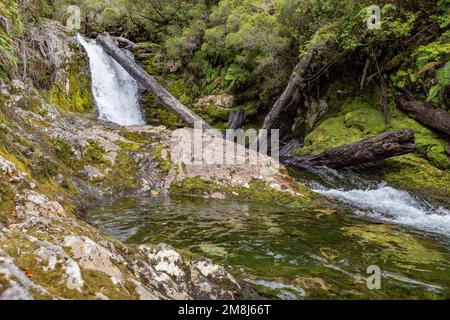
44,1,448,111
2,0,449,126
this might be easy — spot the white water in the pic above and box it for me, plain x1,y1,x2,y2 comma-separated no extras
313,183,450,237
77,35,145,126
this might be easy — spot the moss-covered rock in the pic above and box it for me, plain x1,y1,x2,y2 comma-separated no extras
49,60,94,113
295,88,450,197
298,115,363,155
171,176,313,207
368,154,450,204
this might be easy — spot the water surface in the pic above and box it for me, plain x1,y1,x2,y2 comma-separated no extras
87,195,450,300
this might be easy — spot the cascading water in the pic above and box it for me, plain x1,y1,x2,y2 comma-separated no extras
290,166,450,238
77,35,145,126
312,182,450,238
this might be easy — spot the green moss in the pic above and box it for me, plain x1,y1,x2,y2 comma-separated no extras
0,146,29,175
0,109,6,125
104,151,139,191
390,116,450,170
141,93,183,129
167,77,191,106
81,269,139,300
51,139,73,162
295,91,450,194
153,143,172,174
171,176,312,207
343,106,387,135
51,138,109,172
344,224,443,266
115,140,142,152
0,180,14,224
122,131,153,145
171,176,215,195
181,162,188,174
15,252,82,299
0,275,9,294
380,154,450,202
83,141,107,165
238,102,258,118
251,283,285,299
4,238,139,300
297,116,363,155
49,59,94,113
205,105,232,122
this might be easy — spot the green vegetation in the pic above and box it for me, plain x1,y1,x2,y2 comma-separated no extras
49,62,95,113
0,0,22,79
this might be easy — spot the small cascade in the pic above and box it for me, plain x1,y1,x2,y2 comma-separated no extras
313,182,450,237
77,35,145,126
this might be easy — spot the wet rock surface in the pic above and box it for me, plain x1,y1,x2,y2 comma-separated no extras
0,26,275,297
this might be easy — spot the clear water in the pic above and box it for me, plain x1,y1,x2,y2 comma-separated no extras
77,35,145,126
87,195,450,300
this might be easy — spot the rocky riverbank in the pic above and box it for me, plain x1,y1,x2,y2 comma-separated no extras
0,20,317,299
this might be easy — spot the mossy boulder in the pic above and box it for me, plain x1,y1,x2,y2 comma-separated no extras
171,176,313,207
168,128,317,206
295,89,450,197
298,116,363,155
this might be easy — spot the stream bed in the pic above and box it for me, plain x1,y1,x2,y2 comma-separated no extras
87,192,450,300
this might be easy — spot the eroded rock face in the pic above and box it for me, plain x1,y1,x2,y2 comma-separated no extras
0,154,28,184
15,190,66,224
0,249,52,300
138,244,247,300
63,236,124,285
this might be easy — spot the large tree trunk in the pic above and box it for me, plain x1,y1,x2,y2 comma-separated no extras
397,98,450,136
97,33,214,132
260,47,316,133
282,129,416,169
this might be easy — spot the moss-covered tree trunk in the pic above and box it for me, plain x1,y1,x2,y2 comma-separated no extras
282,129,416,169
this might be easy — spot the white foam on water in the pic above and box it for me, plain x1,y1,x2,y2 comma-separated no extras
77,35,145,126
313,183,450,237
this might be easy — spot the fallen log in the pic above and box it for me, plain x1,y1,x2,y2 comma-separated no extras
97,33,215,132
113,36,140,50
227,109,246,130
397,98,450,136
281,129,416,169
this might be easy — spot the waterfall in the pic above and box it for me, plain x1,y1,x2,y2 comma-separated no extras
77,35,145,126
